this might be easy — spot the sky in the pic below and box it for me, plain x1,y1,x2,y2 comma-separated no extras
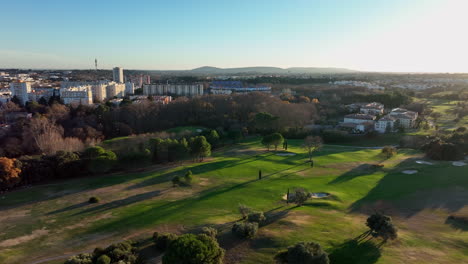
1,0,468,72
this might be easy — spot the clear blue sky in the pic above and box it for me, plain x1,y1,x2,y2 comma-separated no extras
1,0,467,72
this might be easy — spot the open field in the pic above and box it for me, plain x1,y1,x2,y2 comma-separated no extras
0,138,467,264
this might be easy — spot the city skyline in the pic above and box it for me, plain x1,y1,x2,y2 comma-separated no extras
2,0,468,73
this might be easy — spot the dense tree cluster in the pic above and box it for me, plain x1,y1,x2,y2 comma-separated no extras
275,241,330,264
366,213,398,242
162,234,225,264
64,241,142,264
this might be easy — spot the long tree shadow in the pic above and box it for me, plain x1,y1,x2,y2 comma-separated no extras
328,164,383,185
47,201,90,215
329,238,381,264
73,190,165,216
350,157,468,218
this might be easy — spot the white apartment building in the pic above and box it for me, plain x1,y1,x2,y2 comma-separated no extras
143,84,204,96
389,108,418,129
125,82,135,95
113,67,124,83
106,82,126,98
60,86,92,105
374,115,396,133
343,113,376,124
10,81,31,105
360,102,384,115
28,88,55,102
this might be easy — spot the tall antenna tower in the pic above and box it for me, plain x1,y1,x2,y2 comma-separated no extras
95,58,98,71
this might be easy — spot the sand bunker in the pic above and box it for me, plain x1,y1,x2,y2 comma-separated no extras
310,192,330,198
452,161,467,167
276,153,296,156
402,170,418,174
416,160,433,165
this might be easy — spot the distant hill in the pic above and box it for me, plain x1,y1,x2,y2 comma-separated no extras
190,66,357,75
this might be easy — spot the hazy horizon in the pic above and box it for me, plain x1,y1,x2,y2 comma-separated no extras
2,0,468,73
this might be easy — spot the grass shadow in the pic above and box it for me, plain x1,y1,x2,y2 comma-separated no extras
445,215,468,231
47,201,90,215
328,164,382,185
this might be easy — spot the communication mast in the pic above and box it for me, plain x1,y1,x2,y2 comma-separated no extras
95,58,98,70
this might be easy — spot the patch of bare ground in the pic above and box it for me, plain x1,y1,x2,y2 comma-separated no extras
358,200,401,216
64,212,114,231
0,228,49,247
0,209,29,222
284,211,316,226
223,239,251,264
394,246,450,264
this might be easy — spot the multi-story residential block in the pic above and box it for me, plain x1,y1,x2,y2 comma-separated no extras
343,113,376,124
106,82,126,98
143,84,204,96
389,108,418,129
60,86,92,105
10,81,31,105
28,88,55,102
360,102,384,115
113,67,124,83
125,82,135,95
91,83,108,102
374,115,396,133
209,81,271,94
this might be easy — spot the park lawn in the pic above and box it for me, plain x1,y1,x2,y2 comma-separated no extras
0,139,467,264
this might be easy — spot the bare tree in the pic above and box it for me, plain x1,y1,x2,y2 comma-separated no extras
303,136,323,162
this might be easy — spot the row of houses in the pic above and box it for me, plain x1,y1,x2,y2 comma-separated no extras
341,102,418,133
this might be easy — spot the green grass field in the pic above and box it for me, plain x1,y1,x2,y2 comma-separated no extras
0,139,467,264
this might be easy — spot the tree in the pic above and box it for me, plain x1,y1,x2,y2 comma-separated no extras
239,204,253,219
201,227,218,238
275,242,329,264
381,146,397,159
303,136,322,162
262,133,284,151
291,188,310,206
366,213,398,242
206,130,220,148
162,234,225,264
0,157,22,191
83,146,117,174
247,211,266,225
254,112,279,133
184,170,193,184
189,136,211,162
153,232,179,250
232,222,258,239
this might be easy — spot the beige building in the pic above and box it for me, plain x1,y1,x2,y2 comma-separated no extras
60,86,92,105
106,82,126,98
113,67,124,83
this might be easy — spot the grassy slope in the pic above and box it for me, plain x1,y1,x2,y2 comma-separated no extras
0,139,467,264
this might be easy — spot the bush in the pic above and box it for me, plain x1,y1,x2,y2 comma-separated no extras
162,234,225,264
291,188,310,206
366,213,398,242
96,255,111,264
238,204,253,219
381,146,397,159
89,196,100,203
232,222,258,239
275,242,329,264
201,227,218,238
184,170,193,184
64,253,92,264
84,146,117,174
172,176,182,187
247,211,266,225
153,232,178,250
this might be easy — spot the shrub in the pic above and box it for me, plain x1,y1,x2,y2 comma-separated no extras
96,254,111,264
184,170,193,184
162,234,225,264
201,227,218,238
275,241,329,264
292,188,310,206
64,253,93,264
247,211,266,225
238,204,253,219
232,222,258,239
381,146,397,159
172,176,182,187
89,196,100,203
0,157,22,191
84,146,117,174
153,232,178,250
366,213,398,242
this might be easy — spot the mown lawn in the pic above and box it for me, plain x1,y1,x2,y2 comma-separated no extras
0,139,467,264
